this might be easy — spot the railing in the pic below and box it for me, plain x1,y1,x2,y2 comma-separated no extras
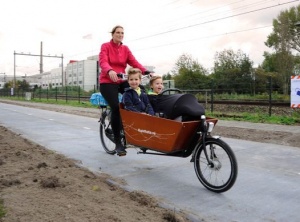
0,85,295,117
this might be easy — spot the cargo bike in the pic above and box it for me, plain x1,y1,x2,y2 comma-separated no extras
90,88,238,193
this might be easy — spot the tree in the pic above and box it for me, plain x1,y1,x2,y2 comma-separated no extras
18,80,30,91
3,80,30,91
172,54,210,90
294,55,300,75
4,81,13,89
265,5,300,53
252,67,281,94
261,52,277,72
262,51,295,94
212,49,253,93
162,73,172,80
265,5,300,94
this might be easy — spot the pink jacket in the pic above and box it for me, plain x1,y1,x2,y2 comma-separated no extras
99,40,146,84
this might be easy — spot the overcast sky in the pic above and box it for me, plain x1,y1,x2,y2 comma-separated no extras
1,0,300,77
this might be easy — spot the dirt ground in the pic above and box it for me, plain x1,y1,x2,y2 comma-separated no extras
0,99,299,222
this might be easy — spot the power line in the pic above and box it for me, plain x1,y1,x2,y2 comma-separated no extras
67,1,299,61
129,0,299,42
22,0,299,74
184,0,275,24
153,0,274,35
135,25,272,51
170,0,247,21
13,51,64,88
145,0,247,32
141,0,288,33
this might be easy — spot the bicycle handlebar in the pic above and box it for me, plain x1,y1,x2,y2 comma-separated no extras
116,72,153,84
117,73,127,80
144,70,154,75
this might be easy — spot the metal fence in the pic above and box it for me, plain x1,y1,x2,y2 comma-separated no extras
0,82,295,117
0,85,98,104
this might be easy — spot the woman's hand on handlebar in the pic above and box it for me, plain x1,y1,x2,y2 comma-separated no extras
144,70,154,77
109,70,153,82
108,70,119,82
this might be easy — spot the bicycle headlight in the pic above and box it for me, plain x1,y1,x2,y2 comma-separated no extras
207,122,215,133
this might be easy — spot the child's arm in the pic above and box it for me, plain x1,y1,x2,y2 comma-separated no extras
143,94,155,116
123,91,142,113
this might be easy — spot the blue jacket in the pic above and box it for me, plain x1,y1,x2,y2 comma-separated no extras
122,88,155,115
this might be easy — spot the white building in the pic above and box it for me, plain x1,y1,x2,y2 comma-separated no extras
0,74,41,89
40,68,65,89
65,59,98,92
2,54,154,91
37,56,98,91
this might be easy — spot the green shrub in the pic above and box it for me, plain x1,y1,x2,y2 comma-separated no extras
0,199,6,218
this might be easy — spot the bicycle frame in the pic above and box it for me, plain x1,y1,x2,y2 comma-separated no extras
97,88,238,193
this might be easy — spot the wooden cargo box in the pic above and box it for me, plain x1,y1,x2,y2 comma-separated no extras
120,108,200,153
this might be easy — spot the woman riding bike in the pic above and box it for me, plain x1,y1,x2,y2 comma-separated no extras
99,25,151,156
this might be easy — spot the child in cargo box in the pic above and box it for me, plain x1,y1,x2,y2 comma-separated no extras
147,75,164,115
122,68,155,116
148,76,205,121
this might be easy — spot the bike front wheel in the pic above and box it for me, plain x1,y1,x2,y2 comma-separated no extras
99,110,116,155
194,138,238,193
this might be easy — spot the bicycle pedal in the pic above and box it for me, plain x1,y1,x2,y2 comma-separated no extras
117,152,127,157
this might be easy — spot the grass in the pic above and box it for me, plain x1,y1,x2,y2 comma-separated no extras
0,199,6,219
208,111,300,125
1,97,97,109
33,98,96,108
196,92,290,102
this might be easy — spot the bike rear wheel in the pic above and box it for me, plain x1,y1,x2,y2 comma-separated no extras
194,138,238,193
99,110,116,155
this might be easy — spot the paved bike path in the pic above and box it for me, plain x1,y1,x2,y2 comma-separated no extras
1,102,300,222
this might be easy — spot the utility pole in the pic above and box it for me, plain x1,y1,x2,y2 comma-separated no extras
14,41,64,91
40,41,43,74
13,51,16,89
